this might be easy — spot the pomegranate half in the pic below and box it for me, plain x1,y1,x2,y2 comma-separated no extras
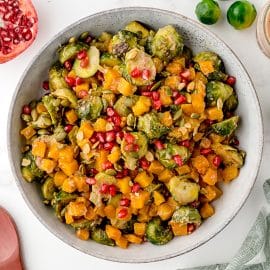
0,0,38,64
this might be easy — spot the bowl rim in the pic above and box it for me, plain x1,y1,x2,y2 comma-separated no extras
7,6,264,263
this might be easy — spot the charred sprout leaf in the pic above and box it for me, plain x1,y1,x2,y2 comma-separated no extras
151,25,183,62
211,116,239,137
224,93,238,112
211,142,245,168
100,52,122,67
114,95,138,116
168,177,200,204
206,81,233,107
49,62,68,91
52,88,77,108
156,144,190,169
124,48,156,86
124,21,150,46
146,217,173,245
91,228,115,246
145,183,162,194
171,206,201,225
111,30,138,57
58,42,89,64
145,29,155,55
42,95,61,125
71,218,101,230
181,45,193,64
77,96,103,120
32,114,52,129
52,125,67,142
41,177,56,200
91,32,112,52
137,112,170,139
68,125,79,145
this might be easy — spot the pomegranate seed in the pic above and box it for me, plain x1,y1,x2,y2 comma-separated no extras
98,143,105,150
172,90,180,98
112,115,121,126
75,77,83,85
84,36,92,44
200,148,213,156
122,168,129,176
77,50,87,60
96,132,106,143
187,224,195,234
154,140,164,150
106,130,116,142
180,69,191,80
116,131,124,139
65,76,75,87
89,168,98,176
189,200,200,208
141,91,152,97
152,91,160,101
90,133,98,143
133,144,139,152
100,183,109,194
180,140,190,148
173,155,183,166
142,69,150,80
116,172,123,179
204,119,215,126
106,107,116,117
131,67,142,78
153,99,162,110
213,155,222,167
104,142,115,151
120,198,130,207
42,81,49,90
86,177,96,185
80,56,89,68
109,185,117,196
64,60,72,71
139,157,150,170
117,208,128,219
124,133,135,144
102,161,113,170
96,71,104,81
131,183,141,193
22,105,31,115
78,90,88,99
64,124,73,133
174,95,186,105
124,144,134,152
232,137,240,146
226,76,236,86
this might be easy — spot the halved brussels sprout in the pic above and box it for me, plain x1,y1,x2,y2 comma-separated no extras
48,62,68,91
146,217,173,245
211,116,239,137
114,95,138,116
124,48,156,86
211,142,245,168
223,93,238,112
151,25,183,62
91,32,112,52
124,21,150,46
111,30,138,57
71,218,101,230
52,88,77,109
156,144,190,169
52,125,67,142
171,206,201,225
32,113,52,129
100,52,122,67
168,177,200,204
91,228,115,246
42,95,61,125
41,177,56,200
206,81,233,107
137,112,170,139
77,96,103,120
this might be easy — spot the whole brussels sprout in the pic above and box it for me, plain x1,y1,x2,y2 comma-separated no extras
146,217,173,245
91,228,115,246
211,116,239,137
156,143,190,169
77,96,103,120
137,112,170,139
151,25,184,61
195,0,221,25
48,62,68,91
223,93,238,112
168,177,200,204
171,206,201,225
206,81,233,107
111,30,138,57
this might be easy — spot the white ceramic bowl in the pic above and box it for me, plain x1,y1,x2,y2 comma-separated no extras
8,7,263,263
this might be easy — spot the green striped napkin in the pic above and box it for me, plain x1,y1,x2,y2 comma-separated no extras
180,179,270,270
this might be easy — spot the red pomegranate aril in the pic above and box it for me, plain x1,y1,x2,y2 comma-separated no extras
153,99,162,110
104,142,115,151
89,168,98,176
152,91,160,101
142,69,150,80
116,131,124,139
96,70,104,81
174,95,186,105
122,168,129,176
98,143,104,150
120,198,130,207
204,119,215,126
226,76,236,86
106,130,116,142
80,56,89,68
141,91,152,97
77,49,87,60
117,208,128,219
78,90,88,99
173,155,183,166
139,157,150,170
106,107,116,117
112,115,121,126
90,133,98,144
75,77,83,86
116,171,124,179
180,140,190,148
84,35,92,44
100,183,109,194
180,69,191,80
64,60,72,71
172,90,180,98
232,137,240,146
124,133,135,144
154,140,164,150
200,148,213,156
109,185,117,196
133,144,139,152
124,144,134,152
22,104,31,115
65,76,75,87
96,132,106,143
187,224,195,234
131,183,141,193
102,161,113,170
213,155,222,167
86,177,96,185
42,80,49,90
131,67,142,78
64,124,73,133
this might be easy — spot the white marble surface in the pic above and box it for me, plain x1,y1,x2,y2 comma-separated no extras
0,0,270,269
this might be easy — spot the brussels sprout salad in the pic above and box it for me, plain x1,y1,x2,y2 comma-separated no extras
20,21,245,248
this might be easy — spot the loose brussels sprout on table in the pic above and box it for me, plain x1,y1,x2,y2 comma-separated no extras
195,0,221,25
19,21,245,249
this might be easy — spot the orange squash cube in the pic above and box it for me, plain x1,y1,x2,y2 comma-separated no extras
117,176,131,194
105,225,121,240
134,222,146,236
53,171,67,187
76,228,90,240
32,140,47,158
65,109,78,124
170,222,188,236
202,168,218,185
115,236,129,249
40,159,56,174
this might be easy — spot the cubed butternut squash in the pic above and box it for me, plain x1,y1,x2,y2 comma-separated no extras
105,225,121,240
20,126,36,140
108,146,121,163
95,150,108,172
59,159,78,176
170,222,188,236
222,166,239,182
76,228,90,240
93,118,107,132
153,191,165,206
206,107,223,121
54,171,67,187
202,168,218,185
80,121,94,139
192,155,210,175
132,96,151,116
117,176,131,194
65,109,78,124
115,236,129,249
62,177,77,193
124,234,142,244
130,190,150,209
160,111,173,127
157,203,174,221
148,160,165,175
158,169,174,183
134,222,146,236
40,159,56,174
198,61,215,75
159,87,173,106
32,140,47,158
200,202,215,219
104,205,116,219
134,171,153,188
117,77,136,96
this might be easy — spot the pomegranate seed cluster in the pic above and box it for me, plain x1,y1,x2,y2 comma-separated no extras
19,22,245,248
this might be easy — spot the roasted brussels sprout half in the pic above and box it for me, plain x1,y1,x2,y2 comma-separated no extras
114,95,138,116
48,62,68,91
211,116,239,137
124,48,156,86
211,143,245,168
91,228,115,246
52,88,77,109
42,95,61,125
100,52,122,67
206,81,233,107
151,25,183,62
111,30,138,57
146,217,173,245
137,112,170,139
52,125,67,142
91,32,112,52
156,144,190,169
168,177,200,204
41,177,56,201
223,93,238,112
124,21,150,45
71,218,101,230
32,113,52,129
171,206,201,225
77,96,103,120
